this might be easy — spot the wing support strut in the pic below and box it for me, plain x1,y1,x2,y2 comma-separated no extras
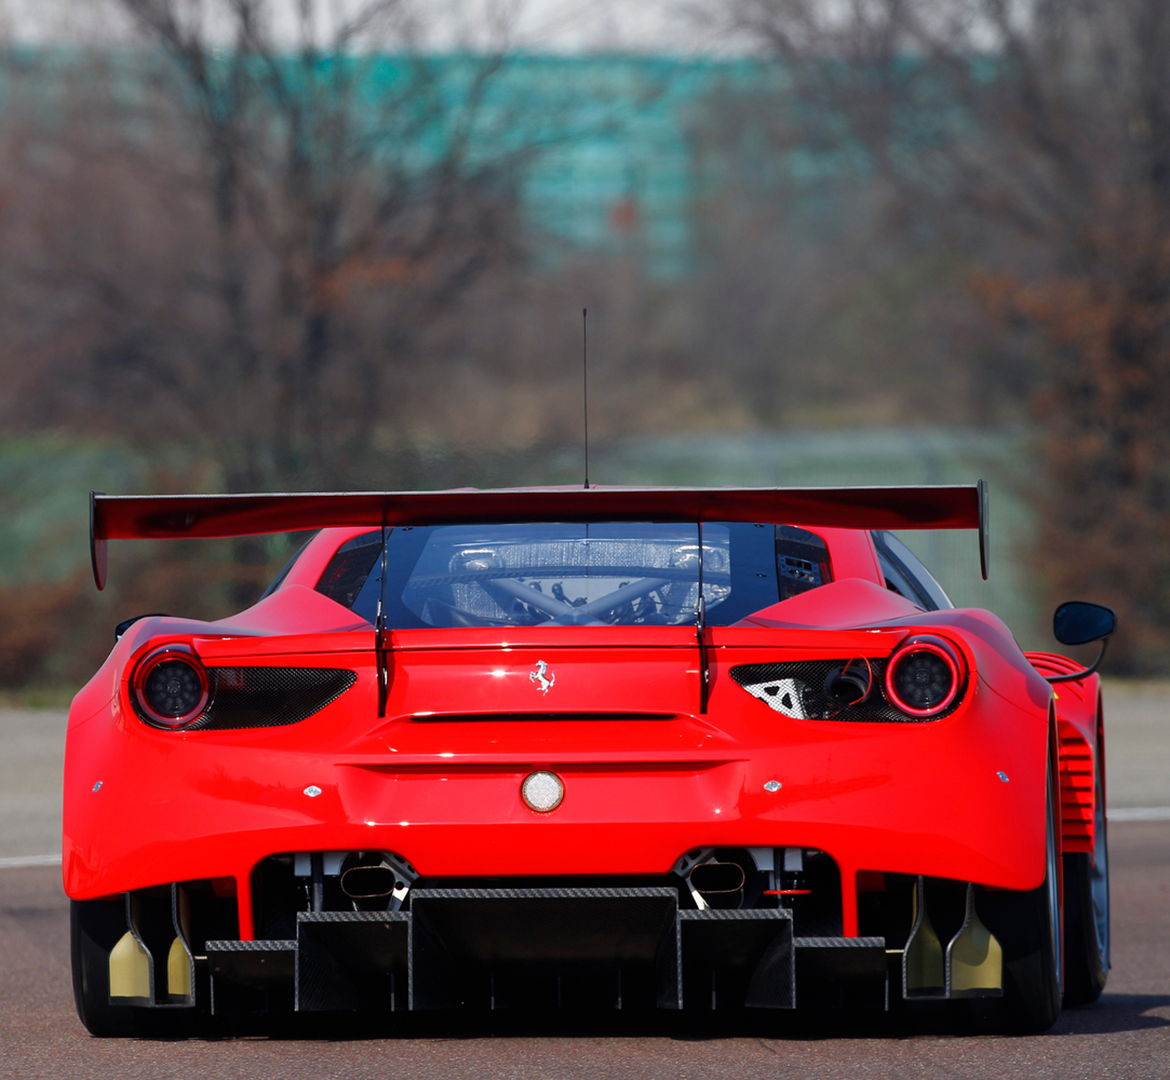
375,520,391,718
696,521,710,715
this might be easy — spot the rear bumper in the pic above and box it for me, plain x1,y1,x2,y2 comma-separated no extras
64,748,1045,940
63,664,1050,936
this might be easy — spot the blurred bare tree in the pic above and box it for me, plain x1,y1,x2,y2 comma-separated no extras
0,0,545,643
697,0,1170,670
684,105,1018,431
9,0,529,493
6,0,1170,680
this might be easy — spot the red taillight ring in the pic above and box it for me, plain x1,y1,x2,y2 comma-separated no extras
884,637,963,717
131,644,210,729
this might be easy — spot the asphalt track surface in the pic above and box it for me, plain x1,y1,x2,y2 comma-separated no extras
2,692,1169,1079
0,829,1166,1078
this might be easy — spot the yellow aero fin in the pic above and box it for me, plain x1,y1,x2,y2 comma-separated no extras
108,930,151,1001
948,883,1004,995
167,935,193,999
904,876,945,995
167,885,195,1003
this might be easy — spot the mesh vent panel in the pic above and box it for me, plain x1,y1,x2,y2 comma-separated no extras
188,667,357,730
729,659,957,723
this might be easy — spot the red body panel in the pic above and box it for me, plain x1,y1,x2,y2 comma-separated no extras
64,516,1062,944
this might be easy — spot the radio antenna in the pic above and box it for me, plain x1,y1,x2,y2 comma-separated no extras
582,307,590,489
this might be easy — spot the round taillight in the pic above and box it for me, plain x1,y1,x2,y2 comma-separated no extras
132,645,210,729
885,637,964,717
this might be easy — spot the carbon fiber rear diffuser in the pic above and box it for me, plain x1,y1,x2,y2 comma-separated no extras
198,888,888,1013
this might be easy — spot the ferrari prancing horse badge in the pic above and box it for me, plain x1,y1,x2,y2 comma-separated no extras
529,660,555,694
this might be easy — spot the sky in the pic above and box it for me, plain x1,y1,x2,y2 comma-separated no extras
0,0,733,54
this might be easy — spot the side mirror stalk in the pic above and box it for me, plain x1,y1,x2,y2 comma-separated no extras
1045,636,1109,684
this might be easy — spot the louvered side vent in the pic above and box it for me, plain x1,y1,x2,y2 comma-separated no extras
1058,721,1095,854
184,668,357,731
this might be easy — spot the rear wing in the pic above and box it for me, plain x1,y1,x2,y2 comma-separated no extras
90,481,990,590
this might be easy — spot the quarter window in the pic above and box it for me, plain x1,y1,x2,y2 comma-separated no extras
316,531,383,609
871,530,953,611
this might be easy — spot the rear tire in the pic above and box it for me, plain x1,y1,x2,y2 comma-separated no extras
71,899,192,1037
1063,743,1109,1006
72,898,144,1036
979,750,1063,1033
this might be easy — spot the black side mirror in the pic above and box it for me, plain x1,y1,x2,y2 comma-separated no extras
1046,601,1117,684
1053,601,1117,646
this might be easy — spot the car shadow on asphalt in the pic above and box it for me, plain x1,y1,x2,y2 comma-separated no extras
1051,994,1170,1036
138,996,1170,1043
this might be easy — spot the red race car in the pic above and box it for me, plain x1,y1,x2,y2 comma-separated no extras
65,484,1112,1035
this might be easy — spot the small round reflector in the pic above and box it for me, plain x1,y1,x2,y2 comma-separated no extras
521,770,565,813
132,645,210,729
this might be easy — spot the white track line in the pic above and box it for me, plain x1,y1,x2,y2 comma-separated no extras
0,853,61,869
1108,807,1170,822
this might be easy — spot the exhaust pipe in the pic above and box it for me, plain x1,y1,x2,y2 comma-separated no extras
688,861,746,909
340,854,413,910
341,861,402,899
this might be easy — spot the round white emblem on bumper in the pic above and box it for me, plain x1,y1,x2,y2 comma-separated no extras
521,770,565,813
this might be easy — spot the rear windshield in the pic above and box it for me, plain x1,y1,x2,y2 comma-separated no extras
316,521,821,629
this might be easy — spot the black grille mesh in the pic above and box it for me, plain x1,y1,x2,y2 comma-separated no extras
186,667,357,730
729,659,956,723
